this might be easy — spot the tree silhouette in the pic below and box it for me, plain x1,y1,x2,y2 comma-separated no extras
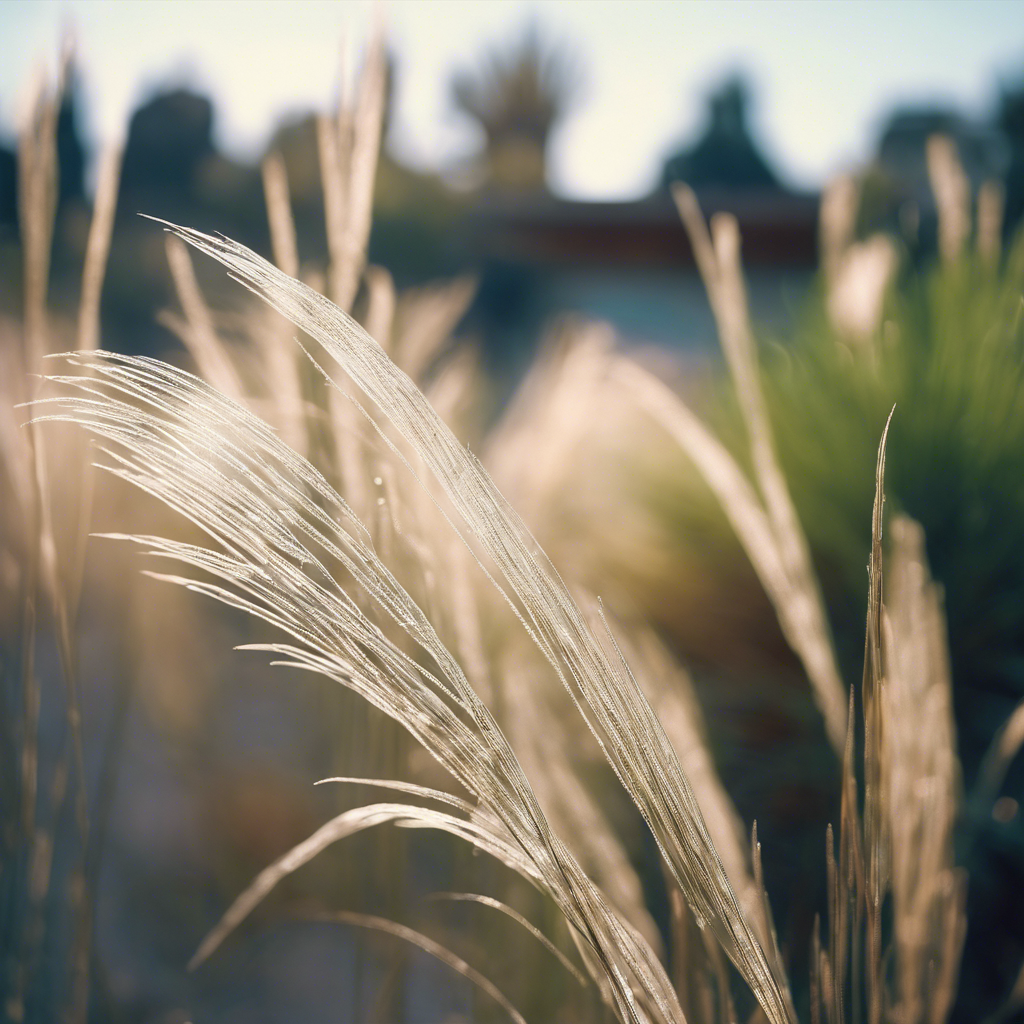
662,76,780,191
451,24,581,192
998,78,1024,232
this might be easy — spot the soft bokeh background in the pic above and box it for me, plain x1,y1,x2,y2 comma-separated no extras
4,0,1024,366
3,0,1024,196
3,2,1024,1023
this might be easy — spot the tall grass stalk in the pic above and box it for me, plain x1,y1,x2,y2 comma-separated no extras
3,55,122,1024
666,184,846,757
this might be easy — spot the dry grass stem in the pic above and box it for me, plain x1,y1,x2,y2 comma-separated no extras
926,135,970,264
363,264,396,353
498,640,664,955
163,235,245,401
392,276,477,382
336,28,386,311
314,910,529,1024
976,180,1004,264
76,144,123,354
976,697,1024,808
315,30,386,311
487,323,612,523
18,70,58,377
8,58,114,1024
446,537,493,705
427,892,588,985
628,628,771,951
328,376,371,518
612,355,843,761
819,175,860,287
316,113,349,305
810,411,964,1024
261,151,300,279
670,184,847,756
256,152,309,452
882,516,965,1024
67,141,123,618
826,235,897,343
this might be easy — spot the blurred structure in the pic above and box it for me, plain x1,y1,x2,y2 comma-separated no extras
463,73,817,383
6,41,1022,385
120,90,218,203
0,44,819,383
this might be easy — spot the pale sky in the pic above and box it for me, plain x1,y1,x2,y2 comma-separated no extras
1,0,1023,199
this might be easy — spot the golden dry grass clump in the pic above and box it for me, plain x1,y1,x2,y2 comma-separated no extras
7,33,1024,1024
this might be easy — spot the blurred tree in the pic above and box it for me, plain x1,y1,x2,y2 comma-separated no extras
56,62,86,207
823,104,1011,255
120,89,216,202
662,76,780,190
0,62,86,242
0,145,16,238
107,87,265,353
998,78,1024,233
451,23,581,193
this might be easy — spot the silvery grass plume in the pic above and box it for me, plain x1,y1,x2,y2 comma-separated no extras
482,323,782,968
165,58,664,972
34,224,795,1024
36,349,674,1024
818,174,897,344
880,517,964,1024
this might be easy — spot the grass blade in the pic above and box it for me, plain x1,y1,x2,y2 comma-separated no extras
428,892,587,985
316,910,528,1024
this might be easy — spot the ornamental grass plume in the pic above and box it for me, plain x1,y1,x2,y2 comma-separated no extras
34,218,793,1023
